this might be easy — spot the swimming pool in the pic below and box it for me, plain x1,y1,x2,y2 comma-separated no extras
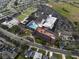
27,21,38,30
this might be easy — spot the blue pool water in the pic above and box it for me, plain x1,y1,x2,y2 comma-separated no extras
27,21,38,30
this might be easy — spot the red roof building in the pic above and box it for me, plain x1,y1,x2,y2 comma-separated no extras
35,27,56,44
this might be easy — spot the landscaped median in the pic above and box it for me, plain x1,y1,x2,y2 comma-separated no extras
17,6,37,21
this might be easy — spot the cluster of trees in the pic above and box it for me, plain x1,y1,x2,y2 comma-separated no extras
8,25,20,34
74,22,79,33
0,55,2,59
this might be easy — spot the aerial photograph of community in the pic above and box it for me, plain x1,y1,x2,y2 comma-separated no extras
0,0,79,59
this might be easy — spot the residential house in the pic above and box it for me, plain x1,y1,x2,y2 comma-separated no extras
33,52,42,59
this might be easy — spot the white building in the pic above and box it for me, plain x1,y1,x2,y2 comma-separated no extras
38,14,57,29
49,52,53,58
33,52,42,59
1,18,20,28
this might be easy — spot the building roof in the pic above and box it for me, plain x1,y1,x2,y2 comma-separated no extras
1,18,20,28
25,49,35,58
43,55,49,59
36,27,55,39
38,14,57,29
33,52,42,59
49,52,53,58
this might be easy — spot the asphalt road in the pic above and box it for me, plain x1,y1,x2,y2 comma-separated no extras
0,27,79,56
0,37,15,46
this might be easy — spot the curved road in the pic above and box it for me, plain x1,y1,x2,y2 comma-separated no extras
0,27,79,57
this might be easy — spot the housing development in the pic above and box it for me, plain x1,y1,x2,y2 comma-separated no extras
0,0,79,59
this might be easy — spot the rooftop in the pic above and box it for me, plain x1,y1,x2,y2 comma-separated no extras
36,27,55,39
33,52,42,59
1,18,20,28
38,14,57,29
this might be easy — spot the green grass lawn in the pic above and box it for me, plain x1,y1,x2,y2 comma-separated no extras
48,1,79,32
24,29,32,36
66,55,77,59
48,2,79,22
31,47,37,51
53,53,62,59
16,55,33,59
35,36,47,45
15,55,26,59
17,6,37,21
38,49,46,55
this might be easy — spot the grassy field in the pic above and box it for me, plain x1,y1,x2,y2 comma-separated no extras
66,55,77,59
48,1,79,23
35,36,47,45
38,49,46,55
31,47,37,51
17,6,37,21
16,55,26,59
53,53,62,59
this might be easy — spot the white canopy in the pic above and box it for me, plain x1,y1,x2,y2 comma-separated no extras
38,14,57,29
2,18,19,28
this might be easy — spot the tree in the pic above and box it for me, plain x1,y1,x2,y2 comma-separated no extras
54,37,62,48
0,55,2,59
14,1,18,6
8,25,20,34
